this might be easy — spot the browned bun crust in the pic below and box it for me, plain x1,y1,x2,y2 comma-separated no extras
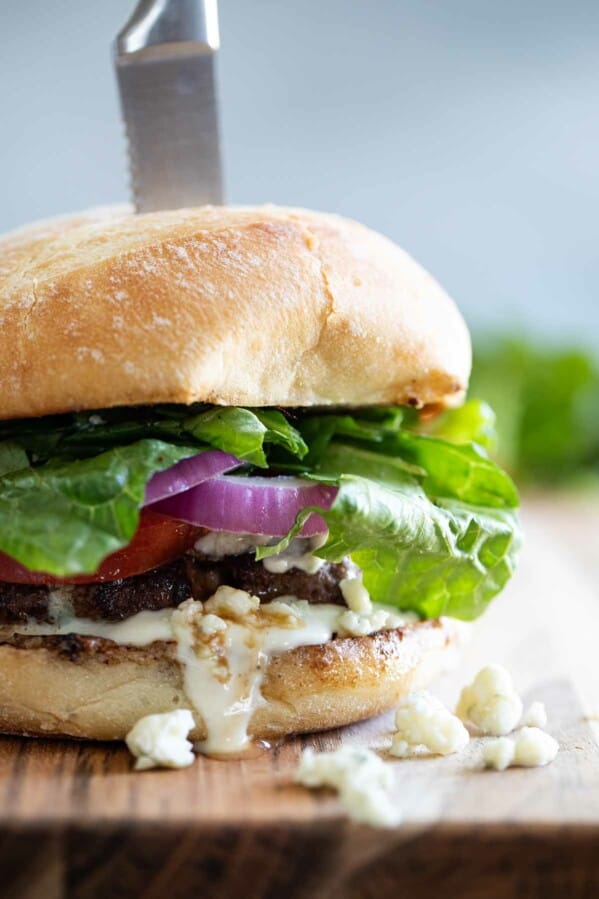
0,620,461,742
0,205,470,420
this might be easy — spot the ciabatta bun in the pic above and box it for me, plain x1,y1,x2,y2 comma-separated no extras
0,205,470,420
0,619,461,742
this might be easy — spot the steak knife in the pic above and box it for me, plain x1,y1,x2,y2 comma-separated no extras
114,0,224,212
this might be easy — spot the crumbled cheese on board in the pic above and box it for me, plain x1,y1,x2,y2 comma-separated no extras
390,691,470,757
295,746,400,827
523,701,548,729
482,736,515,771
456,665,523,736
483,727,559,770
125,710,195,770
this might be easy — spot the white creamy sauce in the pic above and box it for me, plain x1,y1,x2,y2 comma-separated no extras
170,589,340,754
339,575,372,613
193,529,329,577
11,588,415,756
262,553,324,575
337,605,413,637
194,532,272,558
19,607,175,646
262,535,327,575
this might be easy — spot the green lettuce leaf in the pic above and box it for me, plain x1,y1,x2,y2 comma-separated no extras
257,437,521,620
0,442,30,478
392,434,518,508
0,405,308,469
184,407,273,467
411,399,497,451
0,440,198,576
184,407,308,467
323,481,518,621
298,406,407,468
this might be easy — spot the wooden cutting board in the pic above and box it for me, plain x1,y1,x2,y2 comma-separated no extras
1,496,598,899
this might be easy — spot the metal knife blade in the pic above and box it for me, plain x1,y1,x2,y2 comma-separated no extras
114,0,224,212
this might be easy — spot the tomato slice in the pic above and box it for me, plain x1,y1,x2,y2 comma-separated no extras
0,511,201,585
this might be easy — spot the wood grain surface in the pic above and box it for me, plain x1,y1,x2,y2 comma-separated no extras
0,496,598,899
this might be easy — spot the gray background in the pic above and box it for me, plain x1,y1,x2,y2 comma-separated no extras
1,1,597,340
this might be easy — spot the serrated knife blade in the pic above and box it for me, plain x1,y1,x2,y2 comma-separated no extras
114,0,224,212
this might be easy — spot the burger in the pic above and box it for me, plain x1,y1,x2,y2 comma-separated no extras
0,205,520,756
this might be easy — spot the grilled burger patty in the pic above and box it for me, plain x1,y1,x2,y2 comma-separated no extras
0,553,357,625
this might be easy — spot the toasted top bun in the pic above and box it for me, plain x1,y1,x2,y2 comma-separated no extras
0,205,471,420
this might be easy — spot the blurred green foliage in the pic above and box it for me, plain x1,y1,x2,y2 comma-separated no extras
468,337,599,486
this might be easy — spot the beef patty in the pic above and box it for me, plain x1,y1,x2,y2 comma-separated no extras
0,553,357,625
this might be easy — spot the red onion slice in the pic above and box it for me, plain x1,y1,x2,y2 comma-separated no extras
152,475,337,536
143,451,242,506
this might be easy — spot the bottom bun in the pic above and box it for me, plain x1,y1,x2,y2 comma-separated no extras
0,619,463,742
